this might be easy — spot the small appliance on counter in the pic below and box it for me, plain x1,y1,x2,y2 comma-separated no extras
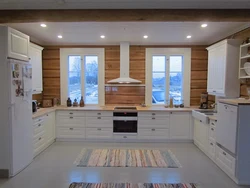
200,92,208,109
32,100,37,113
42,99,52,108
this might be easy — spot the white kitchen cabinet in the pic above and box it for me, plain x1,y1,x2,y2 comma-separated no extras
7,27,30,61
206,39,241,97
33,111,55,158
30,43,43,94
193,119,209,154
169,112,191,139
44,112,56,146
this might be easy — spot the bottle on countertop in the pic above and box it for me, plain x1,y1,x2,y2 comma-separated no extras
67,97,72,107
169,97,174,108
80,96,85,107
73,99,78,107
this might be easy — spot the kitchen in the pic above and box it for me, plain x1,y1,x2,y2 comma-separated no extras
1,2,250,188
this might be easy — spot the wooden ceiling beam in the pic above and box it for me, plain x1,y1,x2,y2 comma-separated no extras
0,9,250,23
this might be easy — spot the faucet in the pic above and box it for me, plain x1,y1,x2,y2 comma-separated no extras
210,103,217,112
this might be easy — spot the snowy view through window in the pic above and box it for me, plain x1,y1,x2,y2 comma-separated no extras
152,56,183,104
68,55,98,104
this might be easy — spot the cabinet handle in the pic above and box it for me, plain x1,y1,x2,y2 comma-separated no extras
210,143,213,146
38,124,41,127
213,90,216,92
39,119,42,121
211,123,214,125
211,128,214,131
223,152,227,156
152,129,155,131
46,114,49,116
97,113,101,115
152,117,155,120
215,120,217,122
123,136,127,138
69,128,74,130
170,112,173,114
70,117,73,119
39,137,41,140
69,112,73,115
97,128,101,131
33,89,36,91
152,113,155,115
200,120,202,123
97,117,101,119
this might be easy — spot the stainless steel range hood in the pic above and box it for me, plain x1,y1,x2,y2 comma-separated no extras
107,42,142,84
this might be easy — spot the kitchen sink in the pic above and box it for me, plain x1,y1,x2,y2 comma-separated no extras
192,109,216,124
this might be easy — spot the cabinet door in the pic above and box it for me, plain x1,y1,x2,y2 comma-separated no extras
30,43,43,93
170,112,190,139
207,49,216,93
8,27,29,61
194,119,209,153
44,112,56,145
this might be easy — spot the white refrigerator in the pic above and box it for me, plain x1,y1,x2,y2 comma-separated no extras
0,59,33,177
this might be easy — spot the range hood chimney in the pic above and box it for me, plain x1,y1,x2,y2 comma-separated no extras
107,42,142,84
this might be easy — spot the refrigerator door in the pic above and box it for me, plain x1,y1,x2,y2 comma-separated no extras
9,60,33,176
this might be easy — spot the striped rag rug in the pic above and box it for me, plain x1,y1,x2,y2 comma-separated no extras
74,149,181,168
69,183,199,188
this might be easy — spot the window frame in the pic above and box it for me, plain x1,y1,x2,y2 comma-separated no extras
146,48,191,107
60,48,105,106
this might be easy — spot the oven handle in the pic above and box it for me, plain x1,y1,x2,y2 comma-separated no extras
113,117,138,121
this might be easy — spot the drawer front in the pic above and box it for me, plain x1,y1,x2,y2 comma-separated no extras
215,145,236,176
86,128,113,139
56,127,85,138
57,111,85,117
33,121,45,135
33,134,45,150
139,111,170,117
209,125,216,141
86,117,113,127
33,116,45,125
113,135,137,140
57,116,85,127
86,111,112,117
208,139,216,160
210,119,217,127
33,129,45,143
138,117,169,128
138,128,169,139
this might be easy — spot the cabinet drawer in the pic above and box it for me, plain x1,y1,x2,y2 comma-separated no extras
215,145,236,176
33,129,45,142
139,111,170,117
56,127,85,139
33,121,45,135
86,117,113,127
86,111,113,117
138,117,169,128
33,134,45,150
57,111,85,117
33,116,45,124
210,119,217,127
138,128,169,139
56,116,85,127
209,125,216,141
113,135,137,140
86,128,113,139
208,139,216,160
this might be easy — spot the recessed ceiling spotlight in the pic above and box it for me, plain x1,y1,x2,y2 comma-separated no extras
100,35,105,39
186,35,192,39
57,35,63,39
201,23,208,28
40,23,47,28
143,35,148,39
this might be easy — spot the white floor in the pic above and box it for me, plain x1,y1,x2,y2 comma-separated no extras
0,142,250,188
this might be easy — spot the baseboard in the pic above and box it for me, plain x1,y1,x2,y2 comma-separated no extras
0,169,9,178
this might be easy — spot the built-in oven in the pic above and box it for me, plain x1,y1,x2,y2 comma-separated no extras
113,107,138,134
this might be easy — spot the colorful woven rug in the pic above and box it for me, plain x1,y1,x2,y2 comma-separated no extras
74,149,181,168
69,183,199,188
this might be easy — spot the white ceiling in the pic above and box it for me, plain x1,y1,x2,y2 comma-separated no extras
6,22,249,46
0,0,250,9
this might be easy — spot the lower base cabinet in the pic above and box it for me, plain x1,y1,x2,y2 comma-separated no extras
170,112,191,139
194,119,209,154
86,128,113,139
33,111,55,158
138,128,169,140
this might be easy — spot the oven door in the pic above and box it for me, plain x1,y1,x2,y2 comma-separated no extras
113,117,137,134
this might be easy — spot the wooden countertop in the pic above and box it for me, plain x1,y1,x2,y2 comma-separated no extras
219,99,250,106
32,105,199,119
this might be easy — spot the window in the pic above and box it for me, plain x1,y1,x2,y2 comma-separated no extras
60,48,105,106
146,48,191,106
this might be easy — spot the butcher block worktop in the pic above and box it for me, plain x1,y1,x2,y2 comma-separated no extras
32,105,199,119
219,98,250,106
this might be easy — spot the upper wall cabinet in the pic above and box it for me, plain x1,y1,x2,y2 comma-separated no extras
206,39,241,98
30,43,44,94
7,27,30,61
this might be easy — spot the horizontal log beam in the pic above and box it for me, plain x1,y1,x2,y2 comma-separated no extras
0,9,250,23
